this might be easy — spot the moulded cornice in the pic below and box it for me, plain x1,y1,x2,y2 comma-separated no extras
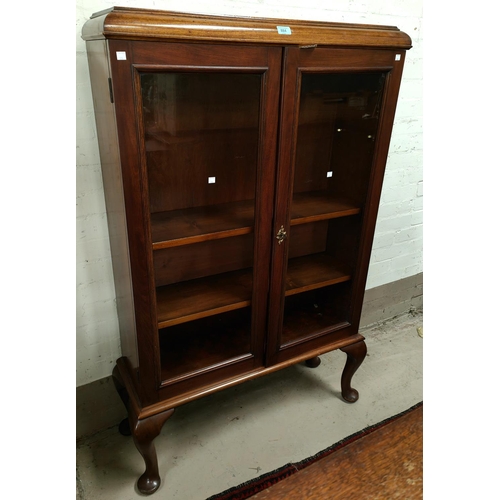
81,6,412,49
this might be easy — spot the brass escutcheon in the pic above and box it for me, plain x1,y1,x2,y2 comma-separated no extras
276,225,287,245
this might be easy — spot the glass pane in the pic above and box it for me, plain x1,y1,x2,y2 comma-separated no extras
140,72,261,381
141,72,261,219
282,72,386,346
160,308,252,382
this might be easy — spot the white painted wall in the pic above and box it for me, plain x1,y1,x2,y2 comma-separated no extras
76,0,423,386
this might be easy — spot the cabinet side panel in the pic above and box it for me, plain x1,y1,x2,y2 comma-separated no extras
85,40,139,373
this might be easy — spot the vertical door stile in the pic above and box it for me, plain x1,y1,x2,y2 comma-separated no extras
251,46,283,367
108,39,161,405
266,47,301,365
131,60,163,391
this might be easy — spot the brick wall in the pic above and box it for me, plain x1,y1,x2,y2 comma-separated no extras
76,0,423,386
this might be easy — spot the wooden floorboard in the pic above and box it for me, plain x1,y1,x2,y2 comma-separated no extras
251,405,423,499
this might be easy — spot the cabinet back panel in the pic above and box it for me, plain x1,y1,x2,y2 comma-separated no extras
153,222,332,288
326,216,362,274
145,130,258,213
153,234,254,287
288,221,328,258
293,123,334,194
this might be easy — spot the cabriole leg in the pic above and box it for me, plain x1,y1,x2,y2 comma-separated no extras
340,340,367,403
112,365,131,436
112,364,174,494
132,409,175,495
305,356,321,368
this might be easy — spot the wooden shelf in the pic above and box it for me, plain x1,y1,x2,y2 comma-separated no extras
151,200,255,250
286,253,351,296
291,191,361,225
156,268,253,328
156,253,349,329
151,191,359,250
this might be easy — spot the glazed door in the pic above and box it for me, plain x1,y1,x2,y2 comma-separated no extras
267,46,406,365
109,41,281,399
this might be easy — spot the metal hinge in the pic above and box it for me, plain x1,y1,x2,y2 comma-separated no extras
108,78,114,104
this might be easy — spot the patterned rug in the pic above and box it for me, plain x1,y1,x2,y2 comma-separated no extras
206,401,423,500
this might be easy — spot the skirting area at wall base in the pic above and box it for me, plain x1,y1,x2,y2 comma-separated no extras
76,272,423,441
360,272,422,329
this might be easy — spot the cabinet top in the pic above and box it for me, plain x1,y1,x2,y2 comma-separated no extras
81,6,412,49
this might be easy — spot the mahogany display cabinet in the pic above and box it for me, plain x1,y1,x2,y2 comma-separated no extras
82,7,411,494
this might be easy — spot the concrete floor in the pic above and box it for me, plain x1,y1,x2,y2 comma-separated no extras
76,311,423,500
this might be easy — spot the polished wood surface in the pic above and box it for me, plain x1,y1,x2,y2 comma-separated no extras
304,355,321,368
291,192,361,225
152,333,366,416
153,233,254,287
150,192,360,250
156,268,253,328
285,254,350,295
340,340,367,402
85,39,143,394
82,7,412,49
114,363,175,494
251,404,423,499
155,253,350,328
150,200,254,249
